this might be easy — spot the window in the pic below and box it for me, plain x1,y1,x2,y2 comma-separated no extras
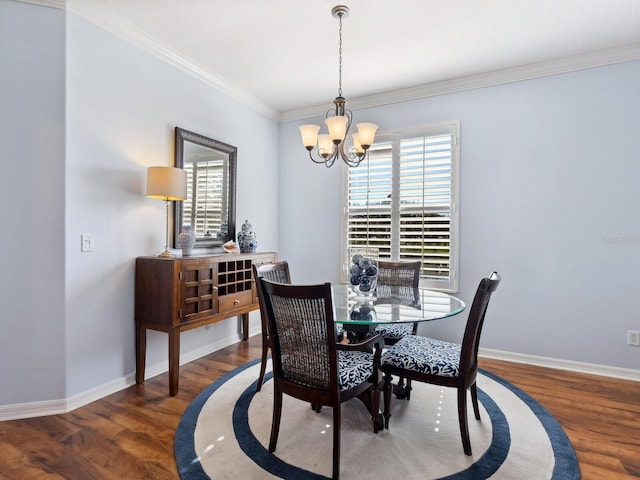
343,123,460,292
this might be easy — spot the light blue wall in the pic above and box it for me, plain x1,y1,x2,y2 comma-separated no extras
0,0,66,405
279,60,640,370
1,1,279,407
64,12,280,397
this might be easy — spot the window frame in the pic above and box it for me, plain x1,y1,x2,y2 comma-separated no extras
341,122,460,293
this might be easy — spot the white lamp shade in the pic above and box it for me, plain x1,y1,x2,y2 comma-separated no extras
356,123,378,147
352,133,364,154
317,134,334,156
325,115,348,142
146,166,187,201
299,124,320,148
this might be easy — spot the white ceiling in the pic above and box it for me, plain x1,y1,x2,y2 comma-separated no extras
67,0,640,119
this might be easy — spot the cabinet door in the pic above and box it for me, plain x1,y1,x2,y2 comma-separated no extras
180,259,219,324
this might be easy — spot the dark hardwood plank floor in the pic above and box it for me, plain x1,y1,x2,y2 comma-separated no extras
1,335,638,479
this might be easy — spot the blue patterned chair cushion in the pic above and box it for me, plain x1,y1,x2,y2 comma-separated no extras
381,335,461,378
374,323,414,340
338,350,374,391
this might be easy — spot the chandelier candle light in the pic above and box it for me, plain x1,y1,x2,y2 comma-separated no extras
299,5,378,168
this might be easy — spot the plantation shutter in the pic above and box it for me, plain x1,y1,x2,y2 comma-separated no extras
344,123,459,292
399,134,453,283
346,141,393,257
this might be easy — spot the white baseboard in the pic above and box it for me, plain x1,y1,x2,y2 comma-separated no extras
0,330,253,422
0,398,67,422
3,338,634,421
480,348,640,382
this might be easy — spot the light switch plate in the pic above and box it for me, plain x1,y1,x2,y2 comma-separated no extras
81,233,95,252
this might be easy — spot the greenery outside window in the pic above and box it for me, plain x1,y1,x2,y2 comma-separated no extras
343,123,460,292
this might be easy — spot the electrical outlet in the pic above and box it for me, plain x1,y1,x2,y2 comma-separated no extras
628,330,640,346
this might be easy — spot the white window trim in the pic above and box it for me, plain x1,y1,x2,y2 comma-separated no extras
341,121,460,293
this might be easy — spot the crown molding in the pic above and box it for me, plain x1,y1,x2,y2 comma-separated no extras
26,1,640,124
281,43,640,122
65,0,280,121
16,0,65,9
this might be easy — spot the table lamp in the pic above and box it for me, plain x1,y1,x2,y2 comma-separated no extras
146,166,187,258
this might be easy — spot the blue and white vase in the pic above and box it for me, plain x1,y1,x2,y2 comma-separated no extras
178,225,196,256
238,219,258,253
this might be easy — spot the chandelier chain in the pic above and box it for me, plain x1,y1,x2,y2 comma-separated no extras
338,13,343,97
299,5,377,168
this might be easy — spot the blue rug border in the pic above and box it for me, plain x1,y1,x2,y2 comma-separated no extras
175,361,579,480
174,358,262,479
480,369,580,480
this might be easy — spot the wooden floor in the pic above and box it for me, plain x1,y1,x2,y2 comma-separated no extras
1,335,638,479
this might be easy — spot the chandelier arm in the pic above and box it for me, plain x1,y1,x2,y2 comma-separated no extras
344,108,353,133
307,146,339,166
337,141,365,167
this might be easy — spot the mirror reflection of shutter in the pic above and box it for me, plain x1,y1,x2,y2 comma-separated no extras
399,134,453,282
185,161,224,238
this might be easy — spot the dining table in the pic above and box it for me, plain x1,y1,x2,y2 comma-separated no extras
330,283,466,428
332,283,466,341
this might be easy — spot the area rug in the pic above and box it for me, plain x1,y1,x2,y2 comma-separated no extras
175,359,579,479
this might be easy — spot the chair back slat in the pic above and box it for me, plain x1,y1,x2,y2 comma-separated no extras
459,272,501,377
254,261,291,284
375,285,420,304
377,260,421,288
260,279,338,392
252,261,292,392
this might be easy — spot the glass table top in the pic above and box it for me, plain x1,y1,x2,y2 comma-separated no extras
332,283,465,325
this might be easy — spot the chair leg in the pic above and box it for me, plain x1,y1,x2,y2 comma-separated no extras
457,387,472,456
383,373,393,429
256,336,269,392
370,385,381,433
269,390,283,452
332,404,341,480
470,382,481,420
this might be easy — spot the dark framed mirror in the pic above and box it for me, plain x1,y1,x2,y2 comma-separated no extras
174,127,237,248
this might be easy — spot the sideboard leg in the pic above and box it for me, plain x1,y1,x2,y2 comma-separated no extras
241,313,249,341
168,328,180,396
135,322,146,384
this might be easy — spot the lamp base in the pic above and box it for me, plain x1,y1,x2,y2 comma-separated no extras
157,249,176,258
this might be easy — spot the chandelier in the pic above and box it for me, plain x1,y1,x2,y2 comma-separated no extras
299,5,378,168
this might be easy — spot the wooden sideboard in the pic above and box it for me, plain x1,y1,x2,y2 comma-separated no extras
135,251,277,395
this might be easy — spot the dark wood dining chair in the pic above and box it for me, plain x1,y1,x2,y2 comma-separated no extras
252,261,291,392
257,278,384,480
381,271,501,456
374,260,422,344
